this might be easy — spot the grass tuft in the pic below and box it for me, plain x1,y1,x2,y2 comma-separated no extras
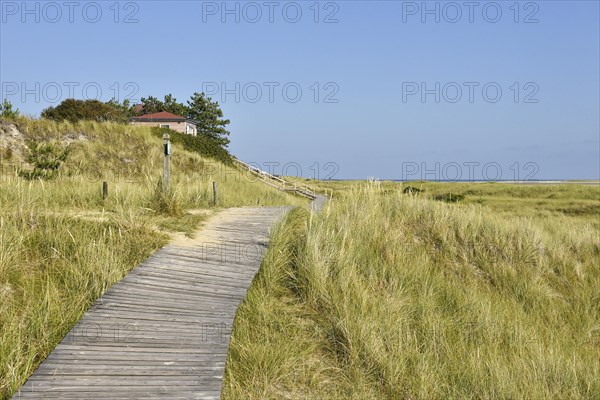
148,179,185,217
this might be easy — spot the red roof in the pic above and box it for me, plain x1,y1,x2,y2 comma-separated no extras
131,111,187,121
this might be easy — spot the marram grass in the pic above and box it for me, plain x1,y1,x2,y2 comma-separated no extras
223,185,600,399
0,209,167,398
0,117,305,398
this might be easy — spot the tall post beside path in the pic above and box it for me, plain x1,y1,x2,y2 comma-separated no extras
163,133,171,193
212,181,218,206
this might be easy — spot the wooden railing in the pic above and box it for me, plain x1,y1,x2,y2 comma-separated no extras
233,157,318,200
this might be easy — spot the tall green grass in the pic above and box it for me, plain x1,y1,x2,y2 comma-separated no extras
224,185,600,399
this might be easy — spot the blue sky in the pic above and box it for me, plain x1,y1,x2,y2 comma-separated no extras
1,0,599,180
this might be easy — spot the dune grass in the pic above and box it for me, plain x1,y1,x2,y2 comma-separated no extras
3,117,597,398
2,118,305,210
0,117,305,398
223,184,600,399
0,209,167,398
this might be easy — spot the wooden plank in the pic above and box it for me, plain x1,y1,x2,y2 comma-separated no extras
12,207,289,399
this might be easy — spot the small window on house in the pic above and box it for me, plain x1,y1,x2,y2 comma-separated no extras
160,124,170,129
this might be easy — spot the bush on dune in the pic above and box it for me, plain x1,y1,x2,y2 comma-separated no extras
150,127,232,166
41,99,130,124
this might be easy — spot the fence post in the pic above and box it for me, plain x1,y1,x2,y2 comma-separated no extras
213,181,218,206
102,181,108,201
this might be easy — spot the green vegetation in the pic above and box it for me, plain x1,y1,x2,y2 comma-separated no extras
403,185,423,194
151,126,232,166
185,92,231,147
40,91,232,148
0,208,167,399
0,100,20,119
137,93,188,117
41,99,131,124
299,179,600,220
3,114,598,399
139,92,232,147
0,117,305,398
432,192,465,203
224,182,600,399
19,141,70,180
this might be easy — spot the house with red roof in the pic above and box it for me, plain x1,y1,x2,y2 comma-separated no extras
130,111,197,135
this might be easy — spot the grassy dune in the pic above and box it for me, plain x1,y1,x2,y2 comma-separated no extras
2,118,305,209
224,184,600,399
0,118,304,398
3,118,598,398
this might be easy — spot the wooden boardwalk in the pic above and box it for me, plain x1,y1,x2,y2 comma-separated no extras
12,207,289,399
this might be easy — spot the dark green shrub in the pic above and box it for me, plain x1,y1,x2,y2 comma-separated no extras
403,186,423,194
0,99,20,118
19,141,70,180
432,193,465,203
150,127,232,165
41,99,129,123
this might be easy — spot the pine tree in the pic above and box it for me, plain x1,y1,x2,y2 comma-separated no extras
139,96,164,115
0,99,20,118
163,94,188,117
187,92,230,147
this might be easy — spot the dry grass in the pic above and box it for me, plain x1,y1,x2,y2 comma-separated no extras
0,209,167,398
224,184,600,399
0,117,305,398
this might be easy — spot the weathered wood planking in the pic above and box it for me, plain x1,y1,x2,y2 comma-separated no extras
311,195,327,213
12,207,289,400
